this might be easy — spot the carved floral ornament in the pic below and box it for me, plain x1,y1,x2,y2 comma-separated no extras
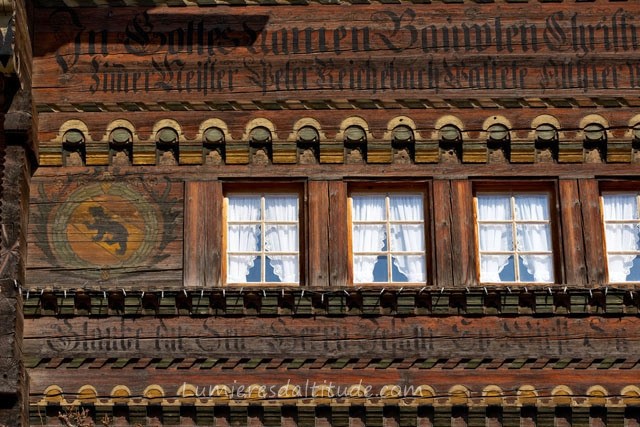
39,114,640,167
37,384,640,407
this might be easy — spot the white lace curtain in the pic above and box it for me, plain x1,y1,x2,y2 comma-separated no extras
603,194,640,282
265,196,299,283
227,195,298,283
352,196,386,283
227,196,261,283
352,195,425,283
515,196,553,282
389,195,425,282
477,195,552,282
477,196,512,282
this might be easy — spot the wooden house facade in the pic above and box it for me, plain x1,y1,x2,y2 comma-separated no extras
1,0,640,425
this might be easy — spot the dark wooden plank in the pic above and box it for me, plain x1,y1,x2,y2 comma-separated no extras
184,181,222,287
205,182,223,288
31,162,640,184
0,145,31,425
578,179,607,285
329,181,348,287
432,180,454,287
24,316,640,360
31,5,640,104
27,367,640,410
558,180,587,286
308,181,329,288
450,180,476,287
184,182,205,287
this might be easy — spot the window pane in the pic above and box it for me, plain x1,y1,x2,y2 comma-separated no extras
514,195,549,220
516,224,552,252
352,196,386,221
519,255,554,282
228,196,261,221
351,193,426,283
392,255,425,282
227,224,260,252
267,255,298,283
389,195,423,221
353,224,386,252
477,195,511,220
228,255,259,283
354,255,382,283
371,255,389,282
265,225,298,252
264,196,298,221
390,224,425,252
478,224,513,251
480,254,513,282
226,192,300,285
602,194,638,220
605,224,640,251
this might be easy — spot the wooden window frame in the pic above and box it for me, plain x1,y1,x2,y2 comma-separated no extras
472,181,562,286
222,182,306,287
346,181,432,287
599,180,640,284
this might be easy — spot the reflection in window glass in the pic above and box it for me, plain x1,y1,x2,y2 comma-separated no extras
226,194,299,284
602,193,640,282
476,194,553,283
351,194,426,283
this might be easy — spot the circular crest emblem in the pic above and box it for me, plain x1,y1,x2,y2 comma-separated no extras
51,183,159,274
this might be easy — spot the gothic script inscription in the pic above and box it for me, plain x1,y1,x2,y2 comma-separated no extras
33,4,640,103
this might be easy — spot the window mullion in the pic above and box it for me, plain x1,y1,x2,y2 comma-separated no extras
261,195,266,283
511,195,520,282
386,195,392,283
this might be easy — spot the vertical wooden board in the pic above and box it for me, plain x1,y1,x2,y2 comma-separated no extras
578,179,607,285
205,182,223,288
184,181,223,288
432,180,454,287
329,181,349,287
558,180,587,286
450,180,477,287
184,182,205,287
308,181,330,288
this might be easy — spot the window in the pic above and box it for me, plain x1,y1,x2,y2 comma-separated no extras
601,192,640,282
350,193,426,283
225,193,299,284
475,193,553,283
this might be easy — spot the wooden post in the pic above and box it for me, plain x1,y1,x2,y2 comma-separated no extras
308,181,330,287
183,181,222,287
0,143,32,426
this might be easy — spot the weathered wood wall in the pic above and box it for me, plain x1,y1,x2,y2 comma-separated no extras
23,2,640,426
32,4,640,104
27,175,183,287
24,169,623,289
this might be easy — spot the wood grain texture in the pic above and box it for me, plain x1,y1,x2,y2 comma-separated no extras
328,181,348,287
432,180,453,287
308,181,329,288
184,181,222,287
24,316,640,360
31,4,640,104
450,180,476,287
578,179,607,285
26,367,640,400
558,180,587,286
0,144,31,426
26,175,184,287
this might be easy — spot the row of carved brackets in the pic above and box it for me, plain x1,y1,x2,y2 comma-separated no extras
39,115,640,166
